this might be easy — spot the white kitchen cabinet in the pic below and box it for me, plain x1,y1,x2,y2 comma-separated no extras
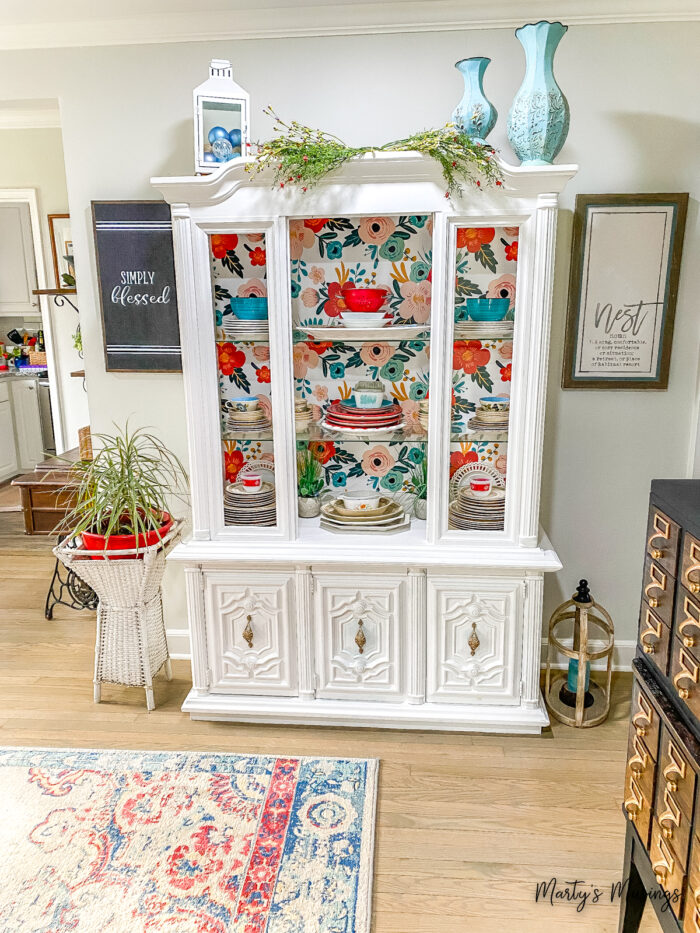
204,570,298,696
426,574,523,705
0,203,38,318
313,572,407,702
10,379,44,469
0,382,18,480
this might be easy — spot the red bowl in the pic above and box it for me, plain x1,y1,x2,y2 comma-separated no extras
343,288,387,312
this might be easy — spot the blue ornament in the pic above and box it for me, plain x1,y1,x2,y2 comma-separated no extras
208,125,229,145
203,152,217,163
211,138,234,162
228,128,242,148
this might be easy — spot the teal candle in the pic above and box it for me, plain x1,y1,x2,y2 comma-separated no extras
567,658,590,692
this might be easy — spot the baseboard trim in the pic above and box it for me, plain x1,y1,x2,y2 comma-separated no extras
541,638,636,672
165,629,192,660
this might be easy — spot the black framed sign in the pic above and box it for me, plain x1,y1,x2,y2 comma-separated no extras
562,193,688,390
92,200,182,372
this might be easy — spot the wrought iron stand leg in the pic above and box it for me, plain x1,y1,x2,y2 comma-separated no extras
45,556,98,621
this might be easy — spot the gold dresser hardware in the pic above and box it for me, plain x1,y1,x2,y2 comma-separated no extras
673,646,700,702
645,561,669,611
658,786,682,842
468,622,480,656
683,535,700,595
679,593,700,649
242,614,254,649
355,618,366,654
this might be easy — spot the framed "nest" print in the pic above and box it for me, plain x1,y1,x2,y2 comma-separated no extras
562,193,688,390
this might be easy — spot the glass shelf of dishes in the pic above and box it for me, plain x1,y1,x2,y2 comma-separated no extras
209,218,518,534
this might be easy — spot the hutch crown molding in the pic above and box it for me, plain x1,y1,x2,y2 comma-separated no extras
152,150,577,734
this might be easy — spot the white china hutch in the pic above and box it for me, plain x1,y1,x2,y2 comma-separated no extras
153,151,576,733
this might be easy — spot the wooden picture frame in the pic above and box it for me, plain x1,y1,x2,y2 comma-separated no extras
562,193,688,390
47,213,74,288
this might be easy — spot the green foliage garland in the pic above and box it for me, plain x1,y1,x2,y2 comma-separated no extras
245,109,503,197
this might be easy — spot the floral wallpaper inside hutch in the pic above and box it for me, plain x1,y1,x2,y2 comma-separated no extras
210,233,274,489
289,215,433,327
449,225,518,484
291,216,433,497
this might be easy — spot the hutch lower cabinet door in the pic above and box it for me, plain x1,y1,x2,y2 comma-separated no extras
312,571,408,702
203,570,298,696
426,574,523,705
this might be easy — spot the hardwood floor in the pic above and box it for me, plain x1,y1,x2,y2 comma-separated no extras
0,513,662,932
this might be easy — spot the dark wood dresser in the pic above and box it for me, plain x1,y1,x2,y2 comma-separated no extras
620,480,700,932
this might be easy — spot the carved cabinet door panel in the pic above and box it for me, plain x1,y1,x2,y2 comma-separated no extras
313,572,407,701
204,571,298,695
426,574,523,704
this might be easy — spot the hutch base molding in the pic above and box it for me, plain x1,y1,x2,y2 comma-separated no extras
154,150,576,735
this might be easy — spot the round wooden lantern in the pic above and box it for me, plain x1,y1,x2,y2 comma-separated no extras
545,579,614,728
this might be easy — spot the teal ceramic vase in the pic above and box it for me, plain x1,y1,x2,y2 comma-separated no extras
507,21,570,165
452,57,497,141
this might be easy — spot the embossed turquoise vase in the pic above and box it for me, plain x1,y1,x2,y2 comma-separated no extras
507,21,570,165
452,57,497,141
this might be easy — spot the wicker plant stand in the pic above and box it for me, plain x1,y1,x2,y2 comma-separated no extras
54,521,182,711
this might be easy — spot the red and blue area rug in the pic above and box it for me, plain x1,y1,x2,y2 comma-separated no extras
0,746,378,931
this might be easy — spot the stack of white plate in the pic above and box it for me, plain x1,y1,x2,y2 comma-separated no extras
418,399,429,432
449,487,505,531
295,399,312,433
222,318,269,339
320,497,409,534
454,321,513,340
223,481,276,526
467,407,510,432
225,410,271,433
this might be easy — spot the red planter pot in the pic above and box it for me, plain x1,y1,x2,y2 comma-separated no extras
81,513,173,560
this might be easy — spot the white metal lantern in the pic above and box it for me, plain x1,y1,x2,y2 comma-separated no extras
193,59,250,174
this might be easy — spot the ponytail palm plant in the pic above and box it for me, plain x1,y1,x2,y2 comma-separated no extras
62,424,188,541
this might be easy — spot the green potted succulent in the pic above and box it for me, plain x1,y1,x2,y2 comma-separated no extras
410,457,428,520
297,447,324,518
61,424,188,558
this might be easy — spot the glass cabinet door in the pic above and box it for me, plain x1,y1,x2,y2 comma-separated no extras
209,231,278,528
288,215,432,536
447,224,519,532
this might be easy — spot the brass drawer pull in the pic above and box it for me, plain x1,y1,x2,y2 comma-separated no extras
674,647,699,700
242,614,254,649
663,740,686,791
652,834,675,886
355,618,366,654
680,596,700,648
632,692,653,737
686,539,700,593
629,735,649,774
624,778,643,821
640,610,662,655
648,513,671,560
658,788,681,840
645,563,668,608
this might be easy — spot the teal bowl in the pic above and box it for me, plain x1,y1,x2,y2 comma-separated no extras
230,297,268,320
466,298,510,321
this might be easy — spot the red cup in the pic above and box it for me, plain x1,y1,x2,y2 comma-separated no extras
242,473,262,492
469,477,491,498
